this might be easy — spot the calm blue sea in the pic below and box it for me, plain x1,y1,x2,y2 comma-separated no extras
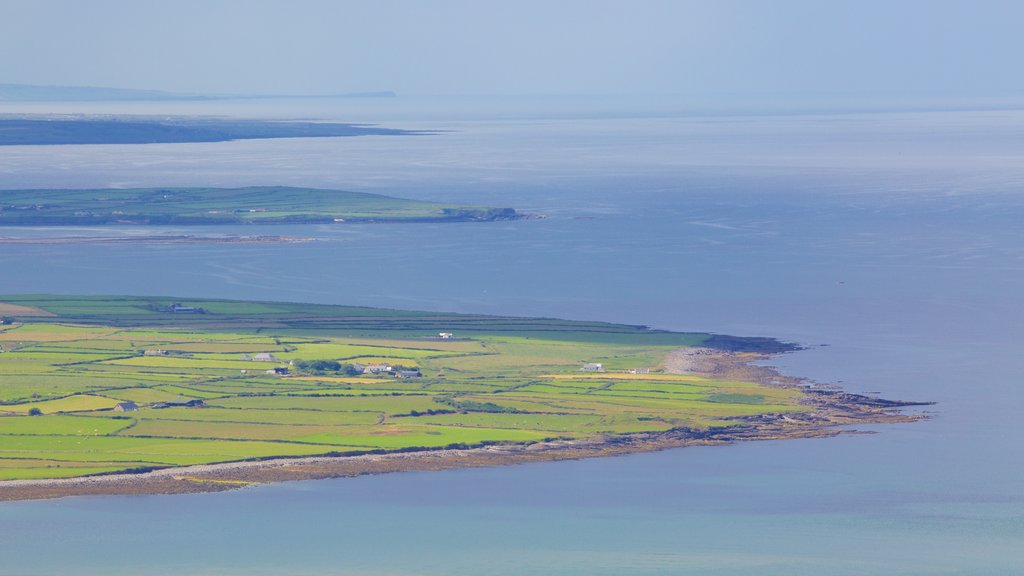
0,97,1022,575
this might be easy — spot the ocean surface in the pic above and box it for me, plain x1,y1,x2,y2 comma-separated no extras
0,97,1022,575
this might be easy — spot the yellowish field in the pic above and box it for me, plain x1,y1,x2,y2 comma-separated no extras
0,304,56,317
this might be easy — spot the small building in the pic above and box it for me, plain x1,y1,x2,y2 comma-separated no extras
397,370,422,378
627,368,651,374
168,303,199,313
143,349,169,357
363,363,392,374
438,332,454,340
249,353,278,362
266,367,289,375
113,401,138,412
152,398,205,409
581,363,604,372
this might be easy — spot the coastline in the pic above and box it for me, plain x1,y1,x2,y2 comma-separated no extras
0,347,929,502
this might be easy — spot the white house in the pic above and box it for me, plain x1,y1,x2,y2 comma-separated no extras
363,363,392,374
438,332,454,339
249,352,278,362
581,363,604,372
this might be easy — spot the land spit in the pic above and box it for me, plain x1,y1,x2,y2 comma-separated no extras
0,347,929,502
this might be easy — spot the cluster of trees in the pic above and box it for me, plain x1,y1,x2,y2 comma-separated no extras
406,408,455,417
435,396,520,414
291,359,362,376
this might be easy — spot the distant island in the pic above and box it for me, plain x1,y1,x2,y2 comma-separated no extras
0,295,928,501
0,186,532,226
0,82,397,102
0,235,315,245
0,115,427,146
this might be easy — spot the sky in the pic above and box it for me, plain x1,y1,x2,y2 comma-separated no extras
0,0,1022,97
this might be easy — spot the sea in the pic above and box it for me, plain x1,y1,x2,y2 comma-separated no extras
0,95,1022,575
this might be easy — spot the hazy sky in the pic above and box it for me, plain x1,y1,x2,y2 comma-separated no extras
1,0,1022,96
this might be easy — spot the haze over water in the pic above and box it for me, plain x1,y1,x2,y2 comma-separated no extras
1,97,1023,575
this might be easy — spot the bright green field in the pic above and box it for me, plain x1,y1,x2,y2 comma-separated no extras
0,295,804,480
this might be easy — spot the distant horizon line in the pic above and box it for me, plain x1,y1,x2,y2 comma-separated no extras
3,82,1024,102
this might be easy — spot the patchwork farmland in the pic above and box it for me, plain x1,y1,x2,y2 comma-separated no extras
0,295,807,480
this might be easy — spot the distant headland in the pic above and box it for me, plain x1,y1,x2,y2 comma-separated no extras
0,83,397,102
0,186,536,226
0,114,427,146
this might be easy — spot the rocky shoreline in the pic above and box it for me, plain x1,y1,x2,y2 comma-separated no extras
0,347,930,502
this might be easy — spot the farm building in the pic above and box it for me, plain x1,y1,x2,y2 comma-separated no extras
581,363,604,372
397,370,422,378
438,332,454,339
627,368,651,374
143,349,169,357
363,363,392,374
266,367,289,375
245,352,279,362
113,401,138,412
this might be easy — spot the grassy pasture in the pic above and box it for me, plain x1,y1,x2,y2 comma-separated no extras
123,420,361,442
4,394,122,415
0,374,158,403
209,394,441,413
0,459,141,480
0,435,337,467
285,389,427,397
101,387,197,404
295,424,558,449
0,296,805,480
148,385,231,399
117,407,384,426
0,414,130,435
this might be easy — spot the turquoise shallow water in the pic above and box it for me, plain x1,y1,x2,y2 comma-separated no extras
0,101,1022,574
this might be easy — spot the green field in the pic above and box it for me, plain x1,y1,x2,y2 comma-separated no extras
0,295,804,480
0,186,525,225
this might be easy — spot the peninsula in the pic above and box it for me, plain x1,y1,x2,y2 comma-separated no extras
0,186,529,225
0,115,427,146
0,296,928,500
